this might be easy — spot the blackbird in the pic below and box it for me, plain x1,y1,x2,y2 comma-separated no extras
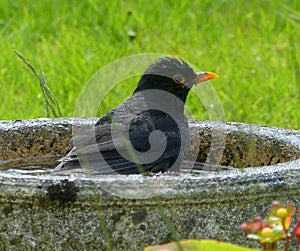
54,57,217,175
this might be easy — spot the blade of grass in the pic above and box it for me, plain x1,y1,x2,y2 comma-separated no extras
288,27,300,95
14,50,63,117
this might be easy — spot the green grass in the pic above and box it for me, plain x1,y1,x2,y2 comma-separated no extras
0,0,299,129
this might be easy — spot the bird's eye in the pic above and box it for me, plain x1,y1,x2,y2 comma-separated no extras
172,73,185,84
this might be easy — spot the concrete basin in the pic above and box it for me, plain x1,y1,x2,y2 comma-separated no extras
0,118,299,250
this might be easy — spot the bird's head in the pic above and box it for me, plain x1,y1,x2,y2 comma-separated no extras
134,57,218,102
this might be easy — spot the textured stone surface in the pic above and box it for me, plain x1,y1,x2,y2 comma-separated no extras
0,118,299,250
0,118,95,169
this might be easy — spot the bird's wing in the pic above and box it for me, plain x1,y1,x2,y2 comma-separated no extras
54,122,160,174
55,118,185,174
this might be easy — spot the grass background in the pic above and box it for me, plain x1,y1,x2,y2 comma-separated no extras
0,0,299,129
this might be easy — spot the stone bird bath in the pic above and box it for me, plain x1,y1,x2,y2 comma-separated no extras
0,118,300,250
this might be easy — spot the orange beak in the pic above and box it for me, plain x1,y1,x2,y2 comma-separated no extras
196,72,218,83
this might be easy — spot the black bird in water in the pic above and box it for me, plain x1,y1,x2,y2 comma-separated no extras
54,57,217,175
